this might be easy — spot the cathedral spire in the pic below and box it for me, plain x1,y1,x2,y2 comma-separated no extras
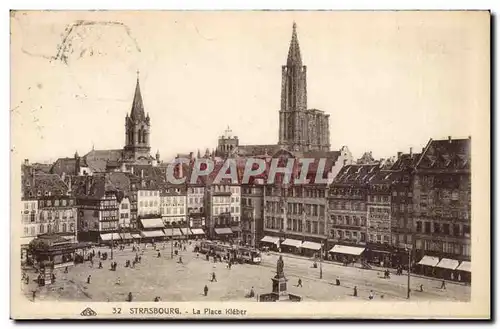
130,71,145,121
287,22,302,66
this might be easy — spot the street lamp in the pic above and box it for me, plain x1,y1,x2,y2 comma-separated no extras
320,242,323,279
405,244,413,299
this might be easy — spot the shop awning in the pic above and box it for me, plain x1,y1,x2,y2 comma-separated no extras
457,261,471,272
131,233,142,239
164,228,183,237
281,238,302,248
214,227,233,235
120,233,133,240
141,218,165,229
301,241,322,251
100,233,121,241
417,255,440,267
329,245,365,255
436,258,459,270
20,236,35,246
231,226,241,232
141,230,165,238
190,228,206,235
260,236,280,244
180,228,193,235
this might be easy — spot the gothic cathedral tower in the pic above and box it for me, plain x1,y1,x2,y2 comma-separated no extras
123,73,152,163
278,23,331,152
279,22,308,151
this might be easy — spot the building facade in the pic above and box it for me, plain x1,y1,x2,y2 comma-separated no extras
412,137,471,263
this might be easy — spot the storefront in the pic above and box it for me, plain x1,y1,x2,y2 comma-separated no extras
140,230,166,242
329,245,365,263
416,255,440,276
190,228,206,240
456,261,471,283
281,238,302,254
163,228,183,240
100,233,122,245
259,236,280,251
301,241,322,257
213,227,233,242
435,258,460,280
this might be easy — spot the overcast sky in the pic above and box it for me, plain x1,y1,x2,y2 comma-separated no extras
10,11,488,163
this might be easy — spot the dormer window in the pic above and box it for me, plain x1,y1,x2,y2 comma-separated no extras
44,191,49,196
37,191,41,196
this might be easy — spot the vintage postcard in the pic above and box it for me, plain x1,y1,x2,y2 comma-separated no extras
10,10,490,319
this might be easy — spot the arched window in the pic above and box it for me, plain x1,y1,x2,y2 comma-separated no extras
70,223,75,232
39,224,44,234
47,224,52,233
62,223,67,232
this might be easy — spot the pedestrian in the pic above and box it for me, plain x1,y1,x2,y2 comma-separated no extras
440,280,446,290
99,261,103,269
451,272,455,281
353,286,358,297
157,251,161,258
154,296,161,302
369,290,374,300
336,277,340,286
419,284,423,292
64,266,69,274
197,252,199,258
116,277,121,285
179,257,183,264
297,278,303,287
87,275,91,284
127,292,133,302
204,285,208,296
211,272,217,282
32,290,36,302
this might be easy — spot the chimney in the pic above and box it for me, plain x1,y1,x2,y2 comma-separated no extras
397,152,403,159
409,147,413,157
448,136,452,143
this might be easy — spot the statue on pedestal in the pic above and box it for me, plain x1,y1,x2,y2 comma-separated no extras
276,255,285,278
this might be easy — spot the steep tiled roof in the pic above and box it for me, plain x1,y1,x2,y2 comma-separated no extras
390,153,421,171
333,164,380,185
31,163,53,174
416,138,471,171
50,157,77,177
83,149,123,172
22,171,69,199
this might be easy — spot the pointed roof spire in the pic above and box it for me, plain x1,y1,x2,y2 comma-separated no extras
287,21,302,66
130,70,145,121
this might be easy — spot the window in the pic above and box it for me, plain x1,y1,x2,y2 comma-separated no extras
24,227,29,236
377,235,382,242
360,232,366,242
30,211,36,223
424,222,431,233
463,225,470,236
62,199,67,206
39,224,44,234
443,223,450,235
54,199,59,207
30,226,35,236
434,223,441,234
47,200,52,207
453,224,460,236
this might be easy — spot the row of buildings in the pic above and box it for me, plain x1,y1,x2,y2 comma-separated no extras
20,23,471,270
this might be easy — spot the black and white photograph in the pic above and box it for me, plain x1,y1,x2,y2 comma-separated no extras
10,10,490,319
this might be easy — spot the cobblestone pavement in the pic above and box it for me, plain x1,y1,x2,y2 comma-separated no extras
20,242,470,302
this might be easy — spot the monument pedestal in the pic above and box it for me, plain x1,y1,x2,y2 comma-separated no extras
271,276,288,298
258,255,302,302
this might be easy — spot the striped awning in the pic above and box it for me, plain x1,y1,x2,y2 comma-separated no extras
417,255,440,267
231,226,241,232
140,230,165,238
457,261,471,272
100,233,121,241
164,228,183,237
131,233,142,239
281,238,302,248
180,228,193,235
214,227,233,235
190,228,205,235
329,245,365,256
260,236,280,244
301,241,322,251
436,258,459,270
